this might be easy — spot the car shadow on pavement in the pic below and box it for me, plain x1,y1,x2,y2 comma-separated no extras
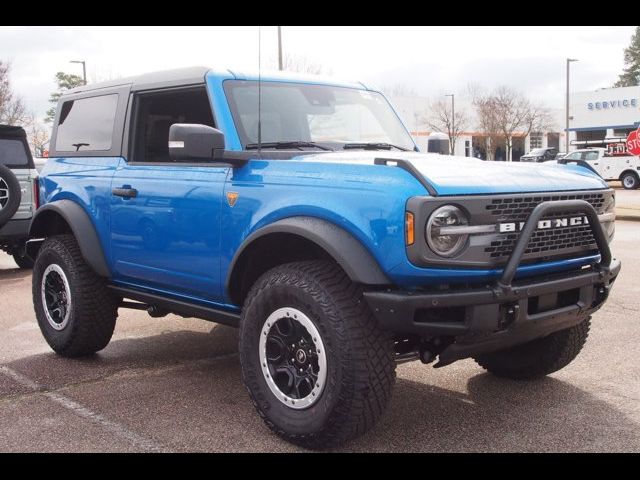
0,267,31,282
2,326,638,452
346,373,640,452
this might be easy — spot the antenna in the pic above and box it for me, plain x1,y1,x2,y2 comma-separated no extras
258,25,262,156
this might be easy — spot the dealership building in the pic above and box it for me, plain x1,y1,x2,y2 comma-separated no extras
390,84,639,159
567,85,640,147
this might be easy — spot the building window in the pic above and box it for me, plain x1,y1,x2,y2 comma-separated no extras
576,130,607,142
465,140,471,157
529,132,543,149
613,128,635,138
547,132,560,149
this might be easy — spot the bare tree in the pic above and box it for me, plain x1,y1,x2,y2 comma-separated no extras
277,54,330,75
472,89,503,160
473,86,553,161
380,84,417,98
25,115,50,157
0,60,29,125
423,99,469,155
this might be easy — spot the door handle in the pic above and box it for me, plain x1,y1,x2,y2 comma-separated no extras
112,187,138,199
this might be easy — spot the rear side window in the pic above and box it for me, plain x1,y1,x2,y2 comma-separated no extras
0,139,29,167
55,94,118,152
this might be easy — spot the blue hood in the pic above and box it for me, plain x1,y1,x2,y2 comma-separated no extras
293,151,608,195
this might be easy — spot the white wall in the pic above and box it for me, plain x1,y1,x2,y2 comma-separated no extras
570,86,640,130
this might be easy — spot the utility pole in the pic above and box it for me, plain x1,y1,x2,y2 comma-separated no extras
70,60,86,85
566,58,578,153
278,26,283,71
445,93,455,155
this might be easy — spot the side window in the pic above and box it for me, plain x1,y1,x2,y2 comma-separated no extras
131,87,215,163
55,94,118,152
583,151,599,161
564,152,581,161
0,139,29,167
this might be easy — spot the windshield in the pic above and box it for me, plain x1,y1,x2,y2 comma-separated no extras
224,80,415,150
528,148,549,156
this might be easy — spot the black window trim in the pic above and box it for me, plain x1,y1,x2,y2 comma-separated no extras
49,85,131,158
124,84,218,165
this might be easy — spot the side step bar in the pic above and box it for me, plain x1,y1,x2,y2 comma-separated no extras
108,286,241,328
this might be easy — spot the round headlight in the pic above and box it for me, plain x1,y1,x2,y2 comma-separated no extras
426,205,469,257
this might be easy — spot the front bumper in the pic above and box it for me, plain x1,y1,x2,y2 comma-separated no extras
364,199,621,366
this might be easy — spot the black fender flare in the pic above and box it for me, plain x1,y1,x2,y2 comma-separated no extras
28,200,110,277
226,216,391,295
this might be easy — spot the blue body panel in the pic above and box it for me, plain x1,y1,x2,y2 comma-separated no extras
110,159,230,302
39,69,611,311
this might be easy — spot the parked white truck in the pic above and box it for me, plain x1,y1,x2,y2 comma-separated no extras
556,147,640,190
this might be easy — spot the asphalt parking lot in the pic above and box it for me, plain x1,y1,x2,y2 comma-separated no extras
0,221,638,452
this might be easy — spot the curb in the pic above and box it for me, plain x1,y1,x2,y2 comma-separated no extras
616,214,640,222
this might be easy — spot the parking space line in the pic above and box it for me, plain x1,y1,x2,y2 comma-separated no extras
0,365,168,452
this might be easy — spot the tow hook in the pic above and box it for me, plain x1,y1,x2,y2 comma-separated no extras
420,348,436,364
147,305,169,318
498,303,519,330
593,285,608,307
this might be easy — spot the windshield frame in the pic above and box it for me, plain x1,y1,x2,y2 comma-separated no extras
223,79,416,152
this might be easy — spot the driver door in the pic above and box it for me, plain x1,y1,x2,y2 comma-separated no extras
110,86,230,302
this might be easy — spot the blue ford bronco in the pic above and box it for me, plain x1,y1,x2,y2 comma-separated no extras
29,67,620,448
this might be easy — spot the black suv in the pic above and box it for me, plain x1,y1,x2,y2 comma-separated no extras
520,147,558,162
0,125,38,268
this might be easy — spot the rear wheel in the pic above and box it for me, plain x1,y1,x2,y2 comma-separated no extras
33,234,119,357
474,318,590,380
239,260,396,449
621,172,639,190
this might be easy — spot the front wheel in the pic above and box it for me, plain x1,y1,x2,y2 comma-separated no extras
474,317,590,380
621,172,639,190
239,260,396,449
33,234,119,357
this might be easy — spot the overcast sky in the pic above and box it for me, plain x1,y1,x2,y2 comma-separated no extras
1,26,636,121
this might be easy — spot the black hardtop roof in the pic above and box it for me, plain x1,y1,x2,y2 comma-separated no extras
0,125,27,138
63,66,215,96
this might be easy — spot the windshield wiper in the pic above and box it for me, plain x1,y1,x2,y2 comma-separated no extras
342,142,410,152
245,141,332,151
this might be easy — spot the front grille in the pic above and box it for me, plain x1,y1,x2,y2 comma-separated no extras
483,192,605,261
406,189,613,269
486,192,605,222
486,224,596,259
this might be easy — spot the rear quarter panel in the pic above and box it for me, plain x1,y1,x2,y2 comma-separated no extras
38,156,121,265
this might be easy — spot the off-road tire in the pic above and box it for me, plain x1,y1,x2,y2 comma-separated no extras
474,317,591,380
239,260,396,449
33,234,118,357
0,164,21,227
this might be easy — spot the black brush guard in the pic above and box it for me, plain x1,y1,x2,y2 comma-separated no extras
364,200,621,366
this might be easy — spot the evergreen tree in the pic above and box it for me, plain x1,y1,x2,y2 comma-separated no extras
45,72,84,123
614,26,640,87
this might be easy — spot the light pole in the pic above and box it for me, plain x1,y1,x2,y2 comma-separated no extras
277,26,283,71
445,93,455,155
70,60,86,85
566,58,578,153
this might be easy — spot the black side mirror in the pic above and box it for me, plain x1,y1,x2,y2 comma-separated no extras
168,123,225,161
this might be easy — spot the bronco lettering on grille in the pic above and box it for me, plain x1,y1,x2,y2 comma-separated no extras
498,216,589,233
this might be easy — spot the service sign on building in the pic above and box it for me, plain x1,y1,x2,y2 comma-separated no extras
570,85,640,134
